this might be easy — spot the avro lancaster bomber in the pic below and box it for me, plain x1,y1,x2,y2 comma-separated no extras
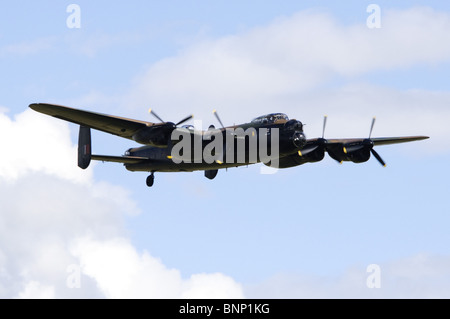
29,103,429,187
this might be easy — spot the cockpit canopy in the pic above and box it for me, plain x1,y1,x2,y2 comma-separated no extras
251,113,289,125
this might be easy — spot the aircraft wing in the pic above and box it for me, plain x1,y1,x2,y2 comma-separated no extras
323,136,430,145
29,103,153,141
301,135,428,167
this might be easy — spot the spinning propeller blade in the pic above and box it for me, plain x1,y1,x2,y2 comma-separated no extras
367,117,386,167
149,108,193,127
369,117,376,139
371,149,386,167
175,114,194,126
299,115,328,157
322,115,327,139
213,110,225,129
148,108,165,123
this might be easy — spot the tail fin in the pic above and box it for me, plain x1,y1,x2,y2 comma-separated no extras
78,126,91,169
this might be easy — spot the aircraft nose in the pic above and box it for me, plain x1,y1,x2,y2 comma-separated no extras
285,119,303,131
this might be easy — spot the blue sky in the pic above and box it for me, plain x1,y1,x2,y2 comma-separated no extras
1,1,450,298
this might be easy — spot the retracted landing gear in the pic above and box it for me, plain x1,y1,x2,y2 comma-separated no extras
146,172,155,187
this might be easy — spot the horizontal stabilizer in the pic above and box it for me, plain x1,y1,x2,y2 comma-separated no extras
91,155,149,164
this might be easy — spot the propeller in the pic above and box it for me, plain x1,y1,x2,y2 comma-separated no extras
298,115,328,157
213,110,225,129
148,108,193,127
322,115,327,139
367,117,386,167
371,148,386,167
175,114,194,126
148,108,165,123
369,116,376,139
318,115,328,147
209,110,226,165
364,117,386,167
342,117,386,167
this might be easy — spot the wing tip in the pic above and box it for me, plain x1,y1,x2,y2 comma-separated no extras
29,103,40,110
29,103,52,113
29,103,66,113
412,136,430,142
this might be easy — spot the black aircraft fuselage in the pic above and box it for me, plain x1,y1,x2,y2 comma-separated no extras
123,113,305,173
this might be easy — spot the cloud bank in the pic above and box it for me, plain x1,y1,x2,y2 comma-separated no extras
0,109,244,298
246,254,450,298
2,6,450,298
123,7,450,151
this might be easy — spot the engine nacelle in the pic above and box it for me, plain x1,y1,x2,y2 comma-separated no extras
344,148,371,163
265,147,325,168
132,123,176,147
327,142,371,164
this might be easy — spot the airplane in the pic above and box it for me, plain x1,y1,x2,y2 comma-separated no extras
29,103,429,187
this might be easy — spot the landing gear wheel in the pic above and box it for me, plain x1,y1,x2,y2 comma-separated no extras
146,173,155,187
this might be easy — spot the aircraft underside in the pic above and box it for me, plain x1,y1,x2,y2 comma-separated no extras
124,160,253,173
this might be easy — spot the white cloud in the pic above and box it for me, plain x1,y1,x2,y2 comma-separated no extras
0,108,243,298
2,6,449,299
0,30,142,60
0,36,56,57
64,31,142,58
0,172,133,298
127,7,450,102
16,281,55,299
122,7,450,152
245,253,450,298
295,84,450,152
181,273,244,299
71,237,244,299
0,109,91,184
